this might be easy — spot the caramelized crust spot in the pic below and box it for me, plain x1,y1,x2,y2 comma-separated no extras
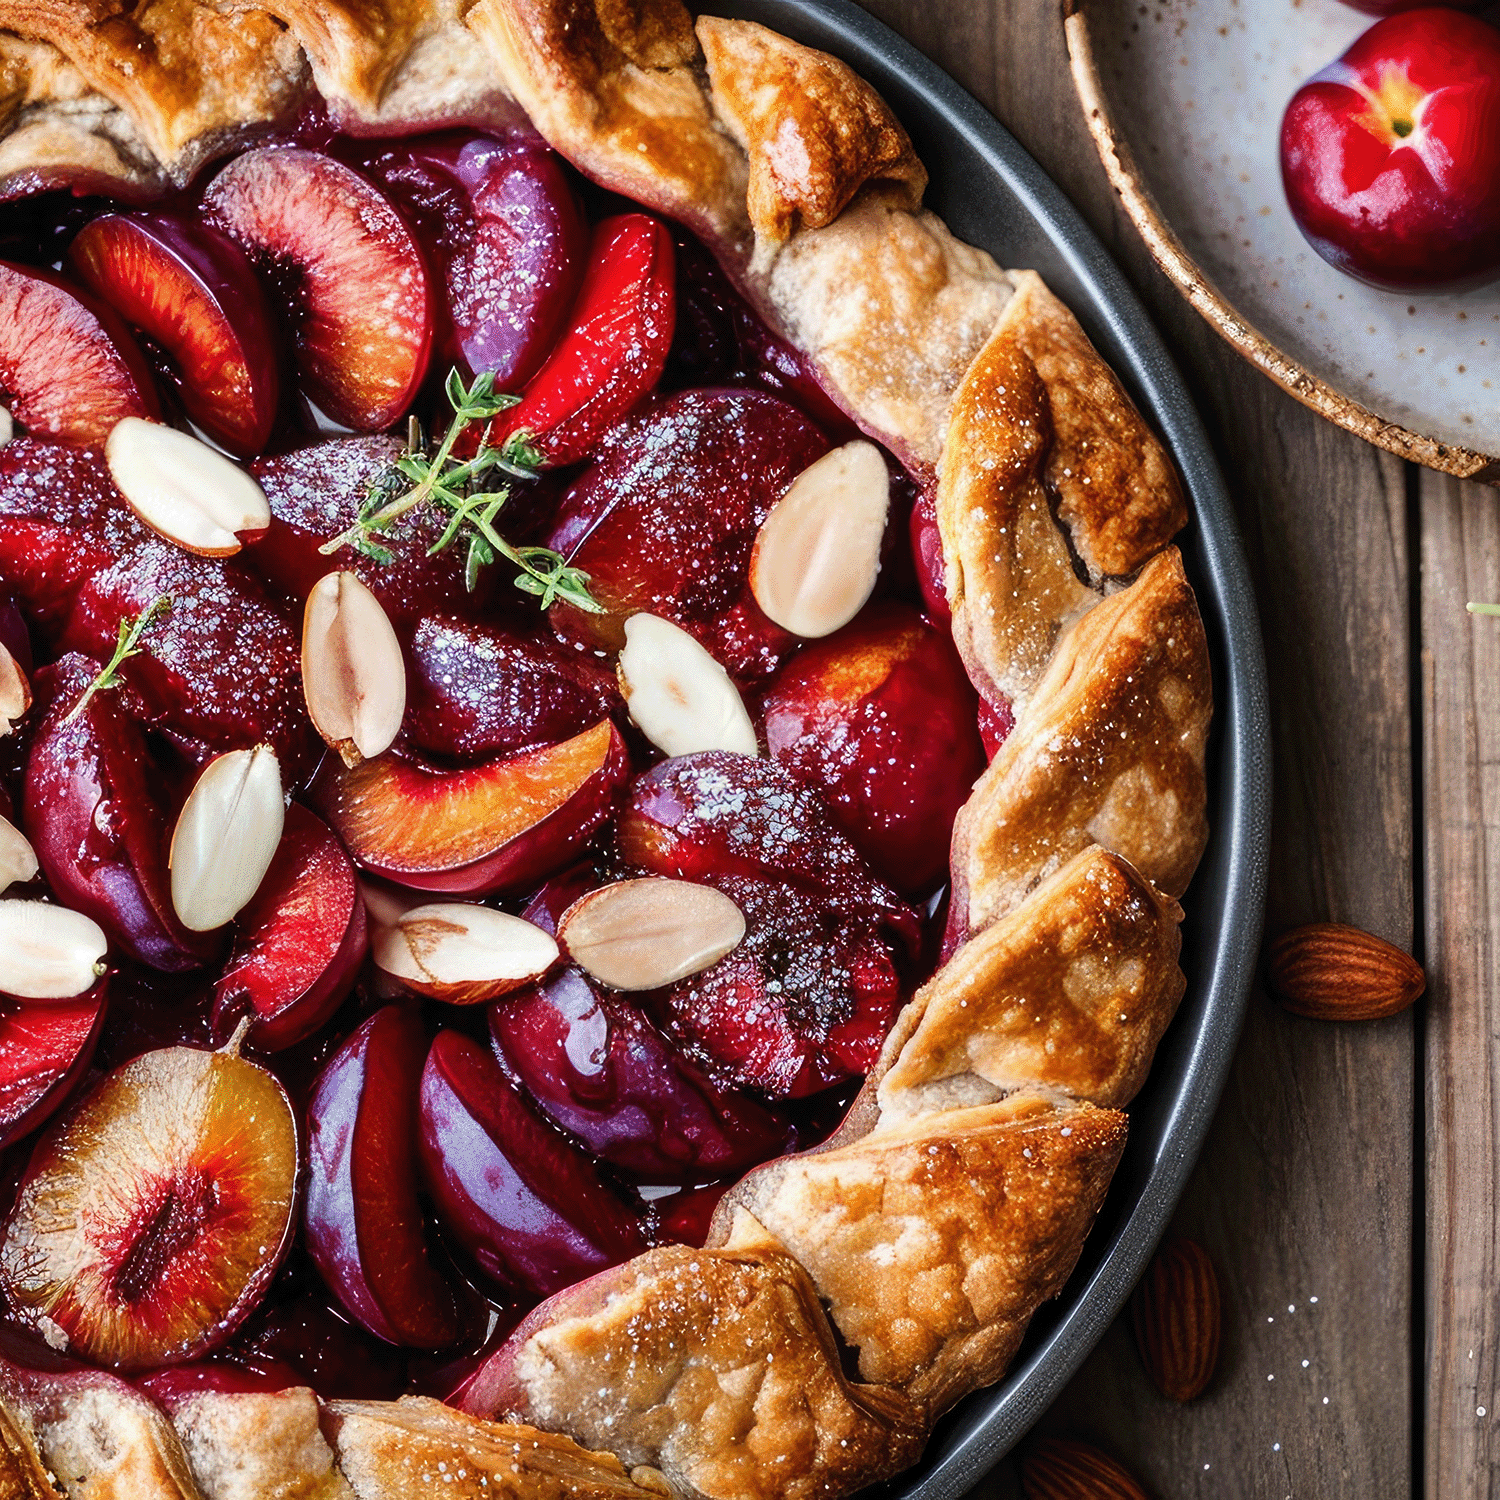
938,328,1097,710
244,0,519,129
878,844,1185,1119
0,1354,202,1500
0,33,159,197
1000,272,1187,580
720,1097,1128,1412
766,194,1015,468
698,16,925,261
172,1387,351,1500
0,1400,60,1499
494,1246,926,1500
952,547,1211,933
465,0,751,247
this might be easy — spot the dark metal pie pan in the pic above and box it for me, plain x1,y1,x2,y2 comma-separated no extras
706,1,1273,1492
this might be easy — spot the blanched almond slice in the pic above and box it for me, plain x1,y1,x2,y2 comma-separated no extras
559,877,746,991
0,815,38,892
169,745,285,932
0,642,29,737
617,613,757,758
0,900,107,1000
105,418,270,557
374,903,559,1004
0,405,11,445
749,440,891,638
302,572,407,768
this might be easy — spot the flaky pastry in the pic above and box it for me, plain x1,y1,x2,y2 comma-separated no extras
0,1,1213,1496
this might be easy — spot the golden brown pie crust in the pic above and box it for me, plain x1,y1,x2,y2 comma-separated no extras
0,2,1213,1496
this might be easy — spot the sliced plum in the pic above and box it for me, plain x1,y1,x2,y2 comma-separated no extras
479,214,676,467
665,231,858,437
366,135,588,388
0,982,107,1148
762,604,985,896
615,752,917,1096
546,388,827,679
0,261,158,446
489,968,792,1182
0,439,149,630
304,1005,463,1349
212,804,367,1051
419,1029,646,1298
204,147,434,432
404,615,620,763
25,655,215,971
0,1042,299,1369
617,751,917,930
66,212,280,457
59,538,313,776
650,871,907,1098
909,482,950,623
312,720,631,898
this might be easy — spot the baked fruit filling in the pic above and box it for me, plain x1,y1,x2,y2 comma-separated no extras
0,5,1216,1495
0,123,988,1399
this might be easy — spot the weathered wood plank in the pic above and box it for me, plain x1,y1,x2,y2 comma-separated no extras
1420,469,1500,1498
853,2,1417,1495
1034,410,1414,1500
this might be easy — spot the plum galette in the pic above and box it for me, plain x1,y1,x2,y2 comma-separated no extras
0,2,1210,1497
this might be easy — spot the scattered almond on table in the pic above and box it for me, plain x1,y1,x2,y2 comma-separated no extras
1020,1438,1152,1500
1130,1236,1221,1403
1266,921,1425,1020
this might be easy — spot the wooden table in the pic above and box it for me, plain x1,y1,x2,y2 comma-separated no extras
854,2,1494,1495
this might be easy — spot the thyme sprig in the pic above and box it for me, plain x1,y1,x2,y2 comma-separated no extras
63,594,172,726
320,370,601,614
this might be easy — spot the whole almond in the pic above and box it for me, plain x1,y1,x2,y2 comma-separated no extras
1020,1439,1151,1500
1130,1236,1221,1402
1267,922,1424,1020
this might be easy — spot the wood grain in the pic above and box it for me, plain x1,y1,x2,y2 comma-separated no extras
853,2,1417,1495
1420,470,1500,1497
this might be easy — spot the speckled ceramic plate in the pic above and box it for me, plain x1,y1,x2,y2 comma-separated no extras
1065,0,1500,483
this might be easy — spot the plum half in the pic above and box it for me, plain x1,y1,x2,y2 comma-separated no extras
0,1043,299,1369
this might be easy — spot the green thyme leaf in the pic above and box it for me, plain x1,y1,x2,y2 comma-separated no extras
62,594,172,725
318,368,596,614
